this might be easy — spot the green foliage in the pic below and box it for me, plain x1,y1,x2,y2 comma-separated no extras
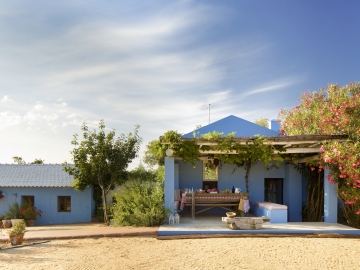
111,179,169,227
62,120,142,224
12,156,44,164
279,82,360,226
7,220,27,236
5,201,21,219
143,140,167,167
254,118,269,128
31,158,44,164
147,130,284,194
12,156,25,164
19,203,43,221
96,205,113,223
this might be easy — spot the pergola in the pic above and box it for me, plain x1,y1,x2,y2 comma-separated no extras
180,134,348,161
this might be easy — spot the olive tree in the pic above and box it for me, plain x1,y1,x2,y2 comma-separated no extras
62,120,142,224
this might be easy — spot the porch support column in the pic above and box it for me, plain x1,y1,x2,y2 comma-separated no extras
324,168,338,223
164,156,175,215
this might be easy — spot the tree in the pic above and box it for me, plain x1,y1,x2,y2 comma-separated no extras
278,83,360,227
31,159,44,164
62,120,142,224
12,157,44,164
12,156,25,164
143,140,167,168
254,118,269,128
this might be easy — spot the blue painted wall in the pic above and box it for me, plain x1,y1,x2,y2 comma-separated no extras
0,186,94,225
284,164,302,221
177,159,302,221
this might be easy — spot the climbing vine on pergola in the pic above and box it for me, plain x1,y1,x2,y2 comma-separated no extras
156,130,286,194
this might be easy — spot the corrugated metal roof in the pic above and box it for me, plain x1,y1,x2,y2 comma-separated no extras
0,164,74,187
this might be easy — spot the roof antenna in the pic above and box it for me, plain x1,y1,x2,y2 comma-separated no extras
208,103,211,124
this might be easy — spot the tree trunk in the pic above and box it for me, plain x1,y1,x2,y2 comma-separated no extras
244,160,252,194
100,185,109,224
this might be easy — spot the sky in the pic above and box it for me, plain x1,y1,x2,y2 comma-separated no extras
1,0,360,169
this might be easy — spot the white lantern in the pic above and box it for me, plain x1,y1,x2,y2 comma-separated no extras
166,148,173,157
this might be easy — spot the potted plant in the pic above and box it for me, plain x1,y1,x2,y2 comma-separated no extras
20,203,43,226
0,214,4,227
2,216,12,228
6,201,24,226
7,220,27,246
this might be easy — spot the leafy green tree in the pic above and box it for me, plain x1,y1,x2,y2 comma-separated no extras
254,118,269,128
62,120,142,224
143,140,167,168
31,159,44,164
12,156,25,164
12,157,44,164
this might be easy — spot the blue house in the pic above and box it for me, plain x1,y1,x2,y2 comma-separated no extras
0,164,95,225
164,115,344,223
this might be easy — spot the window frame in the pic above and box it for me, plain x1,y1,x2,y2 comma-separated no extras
22,196,35,206
58,196,71,212
203,160,218,181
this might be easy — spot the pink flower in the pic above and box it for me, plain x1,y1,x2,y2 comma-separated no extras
311,167,315,171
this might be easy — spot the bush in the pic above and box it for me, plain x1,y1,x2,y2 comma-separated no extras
111,180,170,227
5,201,21,219
7,220,26,235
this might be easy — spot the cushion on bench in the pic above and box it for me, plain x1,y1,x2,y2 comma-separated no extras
254,201,287,210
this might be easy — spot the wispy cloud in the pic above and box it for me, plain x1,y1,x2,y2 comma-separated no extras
240,76,305,98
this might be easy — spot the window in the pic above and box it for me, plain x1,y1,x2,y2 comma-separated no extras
58,196,71,212
202,159,219,190
203,160,218,180
22,196,34,206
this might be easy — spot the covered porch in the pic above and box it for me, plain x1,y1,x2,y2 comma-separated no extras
163,116,349,228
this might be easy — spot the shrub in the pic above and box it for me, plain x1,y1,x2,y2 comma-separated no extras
5,201,21,219
7,220,26,235
19,203,43,221
111,180,170,227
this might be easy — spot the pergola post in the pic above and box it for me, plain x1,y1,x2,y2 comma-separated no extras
324,168,338,223
164,156,175,218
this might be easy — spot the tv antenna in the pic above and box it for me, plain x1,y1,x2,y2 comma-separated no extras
208,103,211,124
201,103,213,125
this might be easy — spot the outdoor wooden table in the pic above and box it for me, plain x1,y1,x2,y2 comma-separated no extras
185,193,249,219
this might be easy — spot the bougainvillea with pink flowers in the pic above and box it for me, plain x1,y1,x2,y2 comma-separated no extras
278,83,360,228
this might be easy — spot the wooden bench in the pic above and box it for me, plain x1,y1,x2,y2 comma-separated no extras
185,193,249,219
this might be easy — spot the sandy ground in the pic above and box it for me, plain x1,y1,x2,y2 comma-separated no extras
1,236,360,270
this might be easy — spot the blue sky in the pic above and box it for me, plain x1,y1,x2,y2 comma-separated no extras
1,1,359,168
